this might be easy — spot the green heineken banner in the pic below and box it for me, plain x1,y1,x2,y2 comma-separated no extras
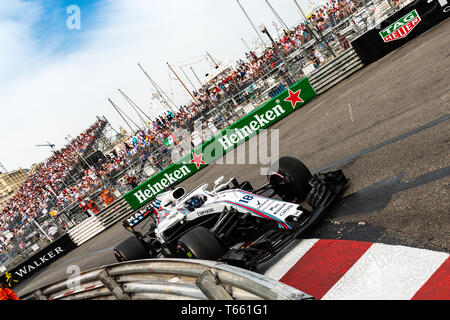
123,77,317,210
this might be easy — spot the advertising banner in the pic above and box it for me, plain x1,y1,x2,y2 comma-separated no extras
351,0,450,65
0,234,77,289
379,9,422,42
123,77,317,210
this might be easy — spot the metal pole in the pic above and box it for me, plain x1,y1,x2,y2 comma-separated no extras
108,98,140,133
97,269,130,300
167,62,199,104
102,116,120,135
236,0,268,49
265,0,289,31
32,218,51,241
138,63,168,113
66,136,95,171
260,25,296,85
179,66,198,94
206,51,219,69
190,66,204,87
118,89,152,129
241,37,252,52
33,290,48,301
137,63,177,112
195,270,233,300
292,0,311,24
291,0,336,58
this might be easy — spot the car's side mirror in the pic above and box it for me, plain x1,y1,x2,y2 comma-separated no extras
172,187,185,199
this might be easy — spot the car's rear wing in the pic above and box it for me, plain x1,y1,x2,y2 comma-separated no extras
123,204,156,231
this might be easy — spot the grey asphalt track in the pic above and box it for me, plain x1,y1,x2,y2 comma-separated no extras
15,17,450,297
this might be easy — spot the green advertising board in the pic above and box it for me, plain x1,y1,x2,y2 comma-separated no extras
123,77,317,210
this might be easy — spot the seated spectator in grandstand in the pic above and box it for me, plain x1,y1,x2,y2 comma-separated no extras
337,33,350,50
86,198,100,214
78,198,91,217
125,174,138,189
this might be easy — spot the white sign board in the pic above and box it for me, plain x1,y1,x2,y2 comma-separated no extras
4,231,13,240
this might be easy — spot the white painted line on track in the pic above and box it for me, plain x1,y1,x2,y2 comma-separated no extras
306,101,325,114
348,103,354,122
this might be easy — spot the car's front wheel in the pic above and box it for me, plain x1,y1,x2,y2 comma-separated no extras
267,156,312,203
113,236,150,262
177,226,226,260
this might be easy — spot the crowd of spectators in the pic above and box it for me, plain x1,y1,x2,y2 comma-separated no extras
180,0,370,107
1,0,375,257
310,0,363,31
0,120,107,254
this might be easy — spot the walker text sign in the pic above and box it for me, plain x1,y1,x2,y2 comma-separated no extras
380,10,421,42
0,234,76,288
123,77,317,211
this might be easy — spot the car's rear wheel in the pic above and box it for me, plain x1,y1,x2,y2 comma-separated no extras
177,226,226,260
113,236,149,262
268,156,312,203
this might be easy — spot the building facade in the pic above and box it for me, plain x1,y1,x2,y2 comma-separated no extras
0,169,28,209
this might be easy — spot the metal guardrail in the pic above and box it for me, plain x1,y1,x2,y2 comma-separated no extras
24,259,314,300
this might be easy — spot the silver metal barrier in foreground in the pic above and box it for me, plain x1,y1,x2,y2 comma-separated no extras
26,259,313,300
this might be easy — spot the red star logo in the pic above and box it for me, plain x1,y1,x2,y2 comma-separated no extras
190,152,206,169
284,89,304,108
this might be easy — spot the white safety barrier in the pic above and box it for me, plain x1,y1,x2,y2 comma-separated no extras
67,216,105,246
308,48,364,94
68,197,133,246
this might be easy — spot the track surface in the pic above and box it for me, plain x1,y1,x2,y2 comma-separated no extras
16,18,450,297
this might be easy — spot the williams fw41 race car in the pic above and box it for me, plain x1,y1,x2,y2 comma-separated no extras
114,156,349,270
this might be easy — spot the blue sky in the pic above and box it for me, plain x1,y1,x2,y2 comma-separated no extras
12,0,107,55
29,0,98,53
0,0,325,171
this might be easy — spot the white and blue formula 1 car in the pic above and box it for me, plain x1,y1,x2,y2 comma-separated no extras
114,156,349,270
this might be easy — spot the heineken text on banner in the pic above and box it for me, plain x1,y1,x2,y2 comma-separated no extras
123,77,317,210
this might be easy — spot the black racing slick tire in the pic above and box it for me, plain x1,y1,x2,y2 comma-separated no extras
113,236,149,262
268,156,312,203
177,226,226,260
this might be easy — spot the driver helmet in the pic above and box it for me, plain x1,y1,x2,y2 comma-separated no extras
184,195,206,212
